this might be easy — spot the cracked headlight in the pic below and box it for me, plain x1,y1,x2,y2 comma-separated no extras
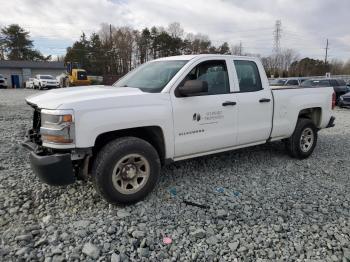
40,109,75,145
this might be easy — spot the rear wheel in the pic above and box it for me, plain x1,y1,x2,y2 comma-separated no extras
92,137,161,205
285,118,318,159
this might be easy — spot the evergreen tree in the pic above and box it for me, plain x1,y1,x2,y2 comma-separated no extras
64,33,91,72
1,24,49,61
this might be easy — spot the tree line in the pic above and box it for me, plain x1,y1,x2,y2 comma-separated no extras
1,23,350,78
64,22,231,76
64,22,350,77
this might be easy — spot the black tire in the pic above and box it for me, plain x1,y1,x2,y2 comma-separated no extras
285,118,318,159
92,137,161,205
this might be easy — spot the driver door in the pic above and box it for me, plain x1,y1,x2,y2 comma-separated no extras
171,59,238,158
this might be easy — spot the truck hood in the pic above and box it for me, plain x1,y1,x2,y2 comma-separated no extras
26,85,145,109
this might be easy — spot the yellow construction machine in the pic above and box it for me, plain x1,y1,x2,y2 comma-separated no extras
59,62,91,87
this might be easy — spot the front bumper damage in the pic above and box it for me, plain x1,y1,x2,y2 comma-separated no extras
22,104,91,186
30,150,75,186
22,140,76,186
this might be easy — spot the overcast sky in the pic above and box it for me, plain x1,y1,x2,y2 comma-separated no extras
1,0,349,61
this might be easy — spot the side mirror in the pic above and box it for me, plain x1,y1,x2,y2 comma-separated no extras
178,80,208,96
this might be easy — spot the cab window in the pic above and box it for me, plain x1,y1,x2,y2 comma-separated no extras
77,71,87,80
179,60,230,95
234,60,262,92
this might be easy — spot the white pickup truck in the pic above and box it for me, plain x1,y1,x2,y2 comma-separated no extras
23,55,336,204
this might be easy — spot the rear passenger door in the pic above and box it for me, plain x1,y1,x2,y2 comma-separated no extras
233,59,273,145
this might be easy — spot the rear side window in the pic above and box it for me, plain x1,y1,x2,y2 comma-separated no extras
234,60,262,92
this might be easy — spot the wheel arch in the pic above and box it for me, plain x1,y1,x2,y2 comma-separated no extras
93,126,166,165
297,107,322,128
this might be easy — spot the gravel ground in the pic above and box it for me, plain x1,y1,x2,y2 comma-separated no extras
0,89,350,261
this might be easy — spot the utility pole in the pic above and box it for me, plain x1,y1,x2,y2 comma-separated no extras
324,38,329,65
109,24,112,46
239,41,243,56
109,24,113,74
324,39,329,75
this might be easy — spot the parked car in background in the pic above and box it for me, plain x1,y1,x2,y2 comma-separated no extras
301,78,349,103
269,78,303,87
33,75,60,90
0,74,8,89
339,92,350,108
25,78,35,89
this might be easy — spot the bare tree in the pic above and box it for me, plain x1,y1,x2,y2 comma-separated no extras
231,42,243,55
280,48,299,71
343,59,350,74
167,22,184,38
330,59,344,74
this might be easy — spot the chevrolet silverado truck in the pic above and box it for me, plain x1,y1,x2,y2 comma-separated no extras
23,55,336,204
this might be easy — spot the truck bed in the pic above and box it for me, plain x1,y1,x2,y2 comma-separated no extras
270,86,334,140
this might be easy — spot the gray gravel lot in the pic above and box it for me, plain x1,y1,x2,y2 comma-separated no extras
0,89,350,261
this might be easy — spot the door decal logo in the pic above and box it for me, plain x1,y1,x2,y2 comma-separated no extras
193,113,201,122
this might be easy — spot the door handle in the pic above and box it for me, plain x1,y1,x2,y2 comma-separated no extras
259,98,271,103
222,101,237,106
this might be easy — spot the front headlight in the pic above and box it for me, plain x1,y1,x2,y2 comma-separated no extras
40,109,75,145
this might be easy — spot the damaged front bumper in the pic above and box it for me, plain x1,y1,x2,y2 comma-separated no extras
22,140,76,186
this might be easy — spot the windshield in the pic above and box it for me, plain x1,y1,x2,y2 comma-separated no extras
40,75,54,80
301,79,330,87
270,79,287,86
113,60,188,92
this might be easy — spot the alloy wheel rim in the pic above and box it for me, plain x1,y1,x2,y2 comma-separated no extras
112,154,150,194
300,127,314,153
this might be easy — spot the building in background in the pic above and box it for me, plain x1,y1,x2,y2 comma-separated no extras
0,61,65,88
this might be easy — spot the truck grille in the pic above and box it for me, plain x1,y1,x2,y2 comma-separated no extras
33,108,41,130
344,97,350,102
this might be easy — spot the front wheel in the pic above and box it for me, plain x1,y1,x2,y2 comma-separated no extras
285,118,318,159
92,137,161,205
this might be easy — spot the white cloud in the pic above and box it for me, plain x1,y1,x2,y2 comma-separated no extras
0,0,349,60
